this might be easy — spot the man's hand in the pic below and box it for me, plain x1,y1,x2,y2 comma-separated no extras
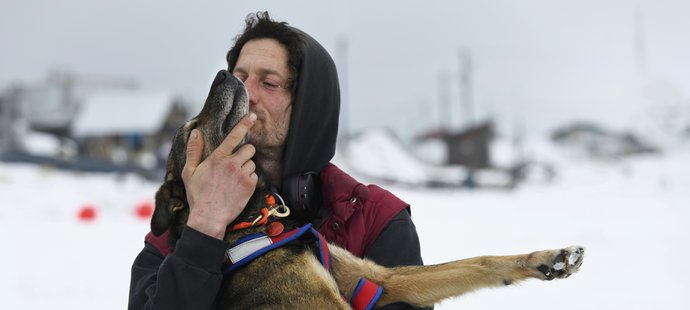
182,113,258,239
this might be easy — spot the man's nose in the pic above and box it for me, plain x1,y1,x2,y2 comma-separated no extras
243,76,259,105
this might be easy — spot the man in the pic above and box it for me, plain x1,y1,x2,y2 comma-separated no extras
129,12,428,309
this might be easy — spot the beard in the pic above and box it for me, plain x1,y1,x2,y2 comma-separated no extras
248,111,290,153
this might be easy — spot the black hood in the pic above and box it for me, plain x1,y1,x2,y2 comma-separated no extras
281,31,340,181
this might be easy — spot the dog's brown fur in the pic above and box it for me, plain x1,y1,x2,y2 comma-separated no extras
151,70,585,309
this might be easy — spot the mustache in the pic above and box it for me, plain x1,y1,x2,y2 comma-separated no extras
249,109,266,121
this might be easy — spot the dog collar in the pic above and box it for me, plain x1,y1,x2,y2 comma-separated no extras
228,193,290,231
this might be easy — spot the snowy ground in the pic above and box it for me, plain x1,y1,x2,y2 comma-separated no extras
0,140,689,309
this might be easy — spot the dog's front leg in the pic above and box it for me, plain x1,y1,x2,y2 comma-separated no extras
330,245,584,308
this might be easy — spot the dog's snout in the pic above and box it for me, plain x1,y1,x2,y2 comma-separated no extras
215,70,232,83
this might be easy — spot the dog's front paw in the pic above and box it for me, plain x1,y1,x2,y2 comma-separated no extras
532,246,585,280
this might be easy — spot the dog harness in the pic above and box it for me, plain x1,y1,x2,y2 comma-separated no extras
223,223,329,274
223,223,383,310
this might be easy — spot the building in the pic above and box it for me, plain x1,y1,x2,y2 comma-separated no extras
0,88,23,150
1,71,190,179
417,121,495,169
551,122,659,158
71,91,188,169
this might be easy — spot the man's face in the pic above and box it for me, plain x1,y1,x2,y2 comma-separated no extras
232,38,293,152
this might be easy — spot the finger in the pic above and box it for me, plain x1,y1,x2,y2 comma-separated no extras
182,129,204,180
232,144,256,163
241,159,256,175
216,113,257,157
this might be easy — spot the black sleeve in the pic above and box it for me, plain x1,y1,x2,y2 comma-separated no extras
128,227,228,310
364,209,433,310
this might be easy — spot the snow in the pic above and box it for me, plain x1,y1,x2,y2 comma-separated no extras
339,129,466,186
1,135,689,309
22,131,65,157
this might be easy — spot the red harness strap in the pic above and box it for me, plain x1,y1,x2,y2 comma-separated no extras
350,278,383,310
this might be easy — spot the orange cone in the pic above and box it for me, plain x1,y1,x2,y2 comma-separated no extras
135,201,154,220
78,204,97,222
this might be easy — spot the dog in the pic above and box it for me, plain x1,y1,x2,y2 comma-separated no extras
151,69,585,309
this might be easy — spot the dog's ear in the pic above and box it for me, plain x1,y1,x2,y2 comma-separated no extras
151,176,188,237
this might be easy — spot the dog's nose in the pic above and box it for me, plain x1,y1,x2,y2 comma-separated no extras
214,70,232,84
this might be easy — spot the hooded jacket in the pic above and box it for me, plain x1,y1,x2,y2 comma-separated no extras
129,30,428,310
281,30,339,179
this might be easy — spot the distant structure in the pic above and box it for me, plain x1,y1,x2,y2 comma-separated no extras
619,7,690,146
72,91,188,169
551,122,659,158
0,91,22,150
444,122,493,169
458,48,474,127
634,7,648,76
416,121,510,188
417,47,531,189
1,71,139,150
0,71,190,178
16,71,137,136
418,122,494,169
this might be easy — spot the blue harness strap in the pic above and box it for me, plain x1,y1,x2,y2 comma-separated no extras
224,223,330,275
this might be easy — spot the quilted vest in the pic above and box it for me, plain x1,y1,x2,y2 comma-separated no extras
315,163,409,257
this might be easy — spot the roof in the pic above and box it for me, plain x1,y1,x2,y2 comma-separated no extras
72,91,174,137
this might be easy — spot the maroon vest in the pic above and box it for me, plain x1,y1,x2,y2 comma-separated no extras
145,163,409,258
315,163,409,257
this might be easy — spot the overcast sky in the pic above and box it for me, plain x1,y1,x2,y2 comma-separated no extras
2,0,689,141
